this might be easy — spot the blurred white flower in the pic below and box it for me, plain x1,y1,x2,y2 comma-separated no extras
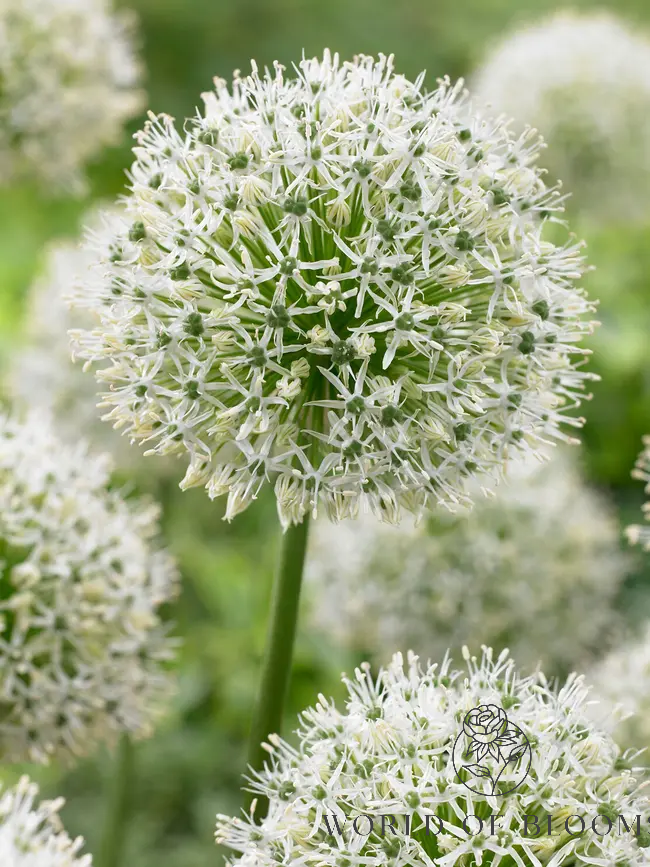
626,435,650,550
307,452,629,673
473,12,650,219
0,412,179,764
71,52,596,529
588,624,650,754
8,230,179,481
0,0,144,193
216,648,650,865
0,776,91,866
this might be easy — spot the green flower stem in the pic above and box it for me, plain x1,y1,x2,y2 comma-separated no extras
245,515,311,810
99,734,134,867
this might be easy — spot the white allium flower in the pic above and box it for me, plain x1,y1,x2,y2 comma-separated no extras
0,776,91,867
626,435,650,551
0,0,144,193
588,626,650,753
71,53,597,529
472,12,650,219
0,412,179,764
216,648,650,866
307,451,628,674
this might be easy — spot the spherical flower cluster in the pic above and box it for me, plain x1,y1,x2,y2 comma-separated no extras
8,231,177,479
71,52,596,528
307,451,628,674
472,12,650,220
0,412,179,764
0,0,144,193
0,776,91,867
588,626,650,754
216,648,650,867
626,435,650,550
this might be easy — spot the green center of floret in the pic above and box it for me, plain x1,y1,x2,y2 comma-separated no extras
346,396,366,415
331,340,356,366
248,346,268,367
266,304,291,329
395,312,415,331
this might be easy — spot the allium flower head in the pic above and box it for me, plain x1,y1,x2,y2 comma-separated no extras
0,0,144,193
0,776,91,867
473,12,650,219
589,626,650,754
72,52,596,528
625,435,650,550
307,451,628,674
0,412,179,764
216,648,650,867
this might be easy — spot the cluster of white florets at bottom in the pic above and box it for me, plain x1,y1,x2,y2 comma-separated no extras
0,776,91,866
217,648,650,867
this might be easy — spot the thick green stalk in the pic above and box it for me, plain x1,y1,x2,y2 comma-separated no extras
245,515,311,810
98,734,134,867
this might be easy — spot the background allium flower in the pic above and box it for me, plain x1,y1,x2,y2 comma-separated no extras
0,776,91,866
0,0,144,193
71,52,596,528
8,231,178,480
306,451,628,674
626,435,650,550
0,412,179,764
472,12,650,220
588,625,650,753
8,235,123,451
217,648,650,866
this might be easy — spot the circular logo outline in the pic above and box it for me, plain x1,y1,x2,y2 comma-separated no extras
452,704,532,797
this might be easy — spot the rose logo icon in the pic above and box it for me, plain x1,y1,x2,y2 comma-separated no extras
452,704,531,796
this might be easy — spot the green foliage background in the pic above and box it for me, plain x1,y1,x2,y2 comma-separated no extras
1,1,650,865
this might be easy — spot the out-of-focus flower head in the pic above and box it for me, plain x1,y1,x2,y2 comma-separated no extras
216,648,650,866
473,12,650,220
626,435,650,550
307,451,628,674
70,52,597,529
0,776,91,866
0,0,144,193
588,624,650,755
8,227,179,480
0,412,179,764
